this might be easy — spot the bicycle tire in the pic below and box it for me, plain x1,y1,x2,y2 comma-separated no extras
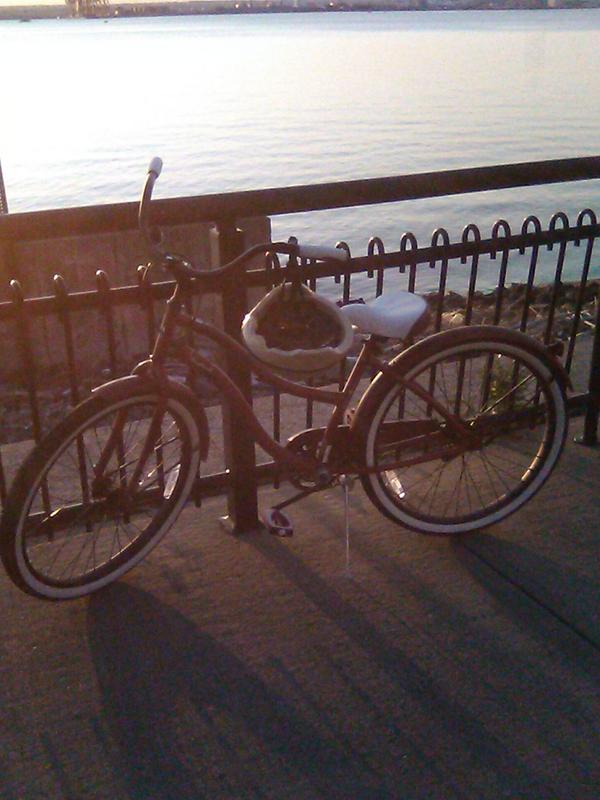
1,380,203,600
357,328,568,535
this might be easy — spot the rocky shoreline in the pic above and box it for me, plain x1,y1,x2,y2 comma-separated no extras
1,279,598,445
428,278,600,340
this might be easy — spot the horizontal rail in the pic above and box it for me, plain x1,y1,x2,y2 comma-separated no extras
1,156,600,242
2,220,598,320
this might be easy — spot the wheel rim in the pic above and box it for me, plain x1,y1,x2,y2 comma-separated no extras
17,395,195,591
367,343,564,530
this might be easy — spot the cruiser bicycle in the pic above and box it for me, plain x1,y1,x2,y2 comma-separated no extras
0,159,569,600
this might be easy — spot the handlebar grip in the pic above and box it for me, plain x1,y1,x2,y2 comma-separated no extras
296,244,349,262
148,157,163,178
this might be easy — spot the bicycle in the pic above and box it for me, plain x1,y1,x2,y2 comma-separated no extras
0,158,570,600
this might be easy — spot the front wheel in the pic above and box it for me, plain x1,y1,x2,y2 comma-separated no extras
358,332,568,535
1,382,203,599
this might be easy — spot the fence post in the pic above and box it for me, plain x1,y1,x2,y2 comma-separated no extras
580,286,600,445
212,219,261,533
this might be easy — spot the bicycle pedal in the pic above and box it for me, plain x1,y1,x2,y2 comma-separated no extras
261,508,294,537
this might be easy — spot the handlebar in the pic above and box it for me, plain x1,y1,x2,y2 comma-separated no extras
138,157,349,284
138,158,163,248
148,157,163,178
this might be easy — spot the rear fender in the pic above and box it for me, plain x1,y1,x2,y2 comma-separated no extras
91,374,210,461
397,326,571,391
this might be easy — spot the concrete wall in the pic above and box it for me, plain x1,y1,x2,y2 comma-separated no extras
0,216,271,383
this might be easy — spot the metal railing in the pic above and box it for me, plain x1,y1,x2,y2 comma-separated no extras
1,156,599,529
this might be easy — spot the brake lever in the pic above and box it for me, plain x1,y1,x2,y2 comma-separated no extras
160,252,198,281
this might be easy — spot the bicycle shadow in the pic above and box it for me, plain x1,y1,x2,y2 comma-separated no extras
87,583,378,800
245,531,554,796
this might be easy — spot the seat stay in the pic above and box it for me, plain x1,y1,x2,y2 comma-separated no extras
372,357,482,447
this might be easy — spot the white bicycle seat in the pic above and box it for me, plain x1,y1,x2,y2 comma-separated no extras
339,289,429,339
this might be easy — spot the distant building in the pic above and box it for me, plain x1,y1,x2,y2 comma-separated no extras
0,5,70,19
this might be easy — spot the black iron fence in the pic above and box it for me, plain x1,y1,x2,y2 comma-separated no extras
1,157,599,527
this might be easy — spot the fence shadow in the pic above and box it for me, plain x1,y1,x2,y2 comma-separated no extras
86,583,380,800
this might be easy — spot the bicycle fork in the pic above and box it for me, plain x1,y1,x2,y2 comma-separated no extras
91,400,169,509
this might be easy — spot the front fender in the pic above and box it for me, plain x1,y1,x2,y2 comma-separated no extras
91,374,210,461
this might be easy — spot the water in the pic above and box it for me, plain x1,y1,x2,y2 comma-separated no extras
2,9,600,291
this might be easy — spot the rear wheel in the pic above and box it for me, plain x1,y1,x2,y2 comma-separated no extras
1,386,202,599
360,335,567,535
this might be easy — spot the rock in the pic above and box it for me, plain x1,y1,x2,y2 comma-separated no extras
441,311,465,329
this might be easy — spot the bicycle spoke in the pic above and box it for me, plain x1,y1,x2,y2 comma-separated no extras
366,341,562,530
19,396,193,590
